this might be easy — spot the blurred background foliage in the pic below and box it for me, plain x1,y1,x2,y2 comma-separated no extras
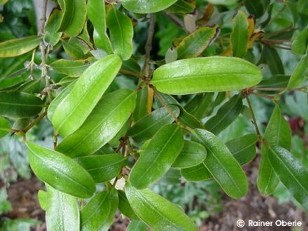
0,0,307,230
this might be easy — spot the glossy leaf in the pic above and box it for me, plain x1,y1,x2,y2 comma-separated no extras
176,26,219,59
133,86,149,121
152,56,262,95
118,190,138,219
192,129,248,198
26,142,95,198
258,105,291,194
50,59,89,77
287,53,308,89
58,0,87,36
268,146,308,211
129,124,184,189
181,163,212,181
292,28,308,55
38,185,79,231
76,154,126,183
51,54,122,137
0,36,41,58
172,141,207,168
44,9,62,46
87,0,113,52
0,92,43,119
56,90,136,157
0,116,10,138
127,220,148,231
226,134,258,165
128,106,180,143
125,184,198,230
62,38,89,60
81,188,118,231
121,0,178,13
106,6,134,60
204,94,243,135
231,11,249,58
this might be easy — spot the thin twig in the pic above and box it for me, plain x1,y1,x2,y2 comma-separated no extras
142,14,156,79
245,96,262,138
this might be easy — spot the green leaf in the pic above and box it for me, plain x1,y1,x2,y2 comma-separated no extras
125,184,198,231
76,154,126,183
181,163,212,181
204,94,243,135
129,124,184,189
231,11,249,58
244,0,266,18
50,54,122,137
133,86,149,121
87,0,113,53
106,6,134,60
128,105,180,143
81,188,118,231
44,9,62,46
38,185,79,231
26,142,95,198
268,146,308,211
260,46,284,75
152,56,262,95
62,38,89,60
0,36,41,58
291,28,308,55
56,89,136,157
172,141,207,168
258,105,291,194
58,0,87,36
207,0,238,6
226,134,258,165
287,53,308,89
192,129,248,198
127,220,148,231
121,0,178,13
50,59,90,77
0,92,43,119
176,26,219,59
0,116,10,138
118,190,139,219
166,0,195,14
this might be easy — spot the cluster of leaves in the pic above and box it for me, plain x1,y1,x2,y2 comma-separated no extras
0,0,307,230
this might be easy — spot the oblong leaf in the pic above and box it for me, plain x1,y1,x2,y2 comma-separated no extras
0,92,43,119
204,94,243,135
106,6,134,60
0,116,10,138
291,28,308,55
76,154,126,183
125,184,197,231
192,129,248,198
118,190,138,219
38,185,79,231
81,188,118,231
268,146,308,211
231,11,249,57
51,54,122,137
226,133,257,165
121,0,178,13
128,105,180,143
152,56,262,95
258,105,291,194
0,36,41,58
50,59,89,77
176,26,219,59
26,142,95,198
58,0,87,36
56,89,136,157
181,163,212,181
129,124,184,189
172,141,207,168
44,8,62,46
287,53,308,89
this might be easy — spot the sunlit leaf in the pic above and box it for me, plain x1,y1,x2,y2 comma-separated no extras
152,57,262,95
26,142,95,198
125,184,198,230
121,0,178,13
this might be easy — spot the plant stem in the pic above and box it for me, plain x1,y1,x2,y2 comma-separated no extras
245,96,261,138
21,111,48,134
